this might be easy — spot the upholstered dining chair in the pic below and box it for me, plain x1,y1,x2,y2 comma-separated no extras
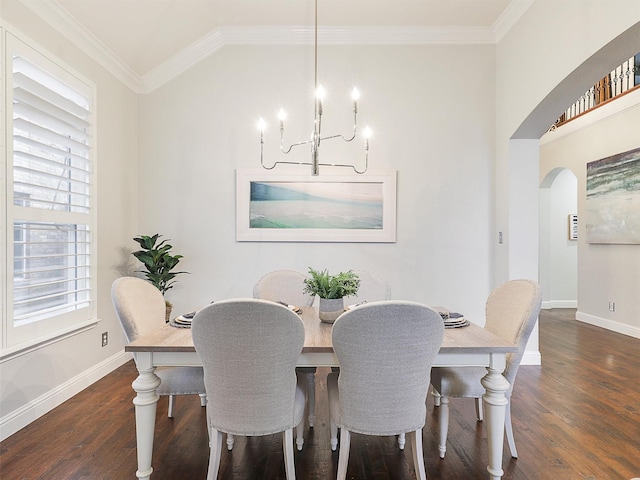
341,270,406,448
111,276,206,418
344,270,391,305
253,269,316,308
430,279,542,459
327,301,445,480
192,299,306,480
253,269,319,428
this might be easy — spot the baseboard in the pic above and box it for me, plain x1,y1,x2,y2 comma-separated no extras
542,300,577,309
576,311,640,340
0,351,131,441
520,350,541,366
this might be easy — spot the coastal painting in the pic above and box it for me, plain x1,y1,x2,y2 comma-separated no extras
236,170,397,242
586,147,640,244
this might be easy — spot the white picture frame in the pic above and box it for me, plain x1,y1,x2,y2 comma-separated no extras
236,169,397,242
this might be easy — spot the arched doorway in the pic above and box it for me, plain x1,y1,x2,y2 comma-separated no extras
505,21,640,364
539,168,578,310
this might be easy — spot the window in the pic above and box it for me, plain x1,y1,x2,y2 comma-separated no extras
3,33,96,351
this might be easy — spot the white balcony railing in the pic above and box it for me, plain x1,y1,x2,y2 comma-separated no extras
550,54,639,130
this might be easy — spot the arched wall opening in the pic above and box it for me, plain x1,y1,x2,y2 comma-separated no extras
505,20,640,363
539,168,578,309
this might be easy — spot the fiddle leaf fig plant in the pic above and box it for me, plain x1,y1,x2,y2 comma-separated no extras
132,234,188,304
303,267,360,299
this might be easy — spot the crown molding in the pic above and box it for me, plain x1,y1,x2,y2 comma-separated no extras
21,0,526,94
493,0,535,42
142,25,496,93
19,0,144,92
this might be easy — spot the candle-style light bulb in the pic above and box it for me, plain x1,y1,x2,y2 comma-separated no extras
351,87,360,113
316,85,325,115
363,126,372,149
257,118,266,132
278,109,286,131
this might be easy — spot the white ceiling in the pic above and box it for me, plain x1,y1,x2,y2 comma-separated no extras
23,0,530,92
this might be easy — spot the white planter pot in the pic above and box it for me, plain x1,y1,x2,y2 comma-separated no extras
319,297,345,323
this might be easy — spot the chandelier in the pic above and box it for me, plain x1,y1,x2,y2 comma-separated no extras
257,0,371,175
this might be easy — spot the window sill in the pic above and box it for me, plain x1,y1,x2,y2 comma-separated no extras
0,319,99,363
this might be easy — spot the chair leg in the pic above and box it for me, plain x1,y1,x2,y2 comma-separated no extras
409,429,427,480
305,371,316,427
283,428,296,480
432,386,441,407
398,432,405,450
504,400,518,458
208,428,223,480
296,418,304,451
227,434,235,451
329,419,338,451
199,393,207,407
168,395,175,418
475,397,483,421
336,428,351,480
327,371,338,451
438,396,450,458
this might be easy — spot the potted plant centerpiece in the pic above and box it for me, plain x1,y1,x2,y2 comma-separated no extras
303,267,360,323
132,234,188,322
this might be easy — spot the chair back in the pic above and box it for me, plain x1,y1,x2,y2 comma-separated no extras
345,270,391,304
484,279,542,386
192,298,305,436
111,276,165,343
331,301,444,435
253,269,315,307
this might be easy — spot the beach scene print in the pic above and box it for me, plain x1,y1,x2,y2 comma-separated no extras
249,181,383,229
586,147,640,244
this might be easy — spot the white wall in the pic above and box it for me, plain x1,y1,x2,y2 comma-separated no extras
540,89,640,338
137,44,497,323
0,1,138,438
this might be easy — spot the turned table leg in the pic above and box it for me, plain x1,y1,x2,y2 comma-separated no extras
481,353,510,480
131,362,161,480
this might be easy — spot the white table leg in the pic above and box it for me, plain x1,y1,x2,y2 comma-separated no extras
305,371,316,427
132,364,161,480
480,354,510,480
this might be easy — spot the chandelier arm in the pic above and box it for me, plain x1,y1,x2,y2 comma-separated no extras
341,131,357,142
280,138,314,155
263,159,315,169
259,132,276,169
260,139,276,170
317,158,368,174
320,132,355,143
340,109,358,142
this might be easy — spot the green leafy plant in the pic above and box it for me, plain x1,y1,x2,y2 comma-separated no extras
132,234,188,301
303,267,360,299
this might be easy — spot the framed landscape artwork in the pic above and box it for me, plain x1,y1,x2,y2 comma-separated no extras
586,146,640,244
236,169,397,242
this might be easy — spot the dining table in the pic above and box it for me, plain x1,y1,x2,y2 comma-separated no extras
125,306,517,480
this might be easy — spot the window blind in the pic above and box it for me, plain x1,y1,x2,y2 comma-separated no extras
12,53,94,326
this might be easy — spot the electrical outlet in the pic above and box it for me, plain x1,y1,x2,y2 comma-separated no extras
498,231,503,244
608,302,615,312
101,331,108,347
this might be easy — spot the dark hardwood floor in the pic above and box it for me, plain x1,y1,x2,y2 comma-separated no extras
1,309,639,479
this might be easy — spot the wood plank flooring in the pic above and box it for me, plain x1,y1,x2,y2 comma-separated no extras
1,309,639,479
